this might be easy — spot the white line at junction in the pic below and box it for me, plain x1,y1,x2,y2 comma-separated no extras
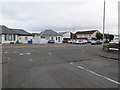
77,65,120,85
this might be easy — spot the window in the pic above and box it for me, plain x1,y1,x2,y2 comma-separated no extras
13,35,16,41
56,37,57,40
58,37,60,42
41,36,45,39
25,37,28,40
5,34,7,41
8,35,12,41
51,37,53,40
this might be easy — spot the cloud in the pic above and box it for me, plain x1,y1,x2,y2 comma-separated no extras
0,0,119,34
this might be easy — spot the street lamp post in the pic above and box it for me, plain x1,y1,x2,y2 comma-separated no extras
102,0,106,47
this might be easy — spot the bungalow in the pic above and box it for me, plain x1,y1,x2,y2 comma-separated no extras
75,30,100,40
0,25,32,44
59,31,71,41
0,25,18,44
33,29,63,44
113,35,120,43
11,29,32,43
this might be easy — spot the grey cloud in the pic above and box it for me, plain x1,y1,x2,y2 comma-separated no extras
0,0,119,34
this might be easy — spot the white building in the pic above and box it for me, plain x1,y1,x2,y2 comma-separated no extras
59,31,71,41
33,29,63,44
0,25,18,44
75,30,100,40
0,25,32,44
11,29,33,43
113,35,120,43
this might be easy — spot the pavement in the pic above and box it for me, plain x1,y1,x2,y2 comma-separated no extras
1,43,119,88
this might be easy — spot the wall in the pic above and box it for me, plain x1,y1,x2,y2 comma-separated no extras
76,31,100,39
63,32,71,38
113,35,120,42
33,35,63,44
91,31,100,38
1,34,18,43
18,36,33,43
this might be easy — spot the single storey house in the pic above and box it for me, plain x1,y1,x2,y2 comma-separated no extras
0,25,32,44
113,35,120,43
59,31,71,41
75,30,100,40
0,25,18,44
33,29,63,44
11,29,32,43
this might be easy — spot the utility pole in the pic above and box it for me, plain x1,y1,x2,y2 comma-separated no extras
102,0,106,47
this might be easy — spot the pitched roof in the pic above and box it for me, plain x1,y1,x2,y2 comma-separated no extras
40,29,61,36
75,30,99,34
10,29,32,36
0,25,31,36
58,31,70,35
0,25,17,34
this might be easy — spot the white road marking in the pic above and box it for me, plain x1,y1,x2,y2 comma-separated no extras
109,48,119,51
70,62,73,64
14,51,17,53
20,53,23,56
8,58,10,61
28,59,33,62
48,53,52,55
77,65,120,85
4,52,8,54
26,53,31,55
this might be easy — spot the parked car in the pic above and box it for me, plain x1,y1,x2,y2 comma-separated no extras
91,41,102,45
68,40,75,44
82,40,88,44
87,40,92,43
62,40,68,43
48,40,55,43
74,40,85,44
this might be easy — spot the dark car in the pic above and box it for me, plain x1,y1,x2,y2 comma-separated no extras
91,41,102,45
48,40,55,43
62,40,68,43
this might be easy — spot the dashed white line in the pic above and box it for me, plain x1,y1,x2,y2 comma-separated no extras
14,51,17,53
77,65,120,85
28,59,33,62
20,53,23,56
70,62,73,64
4,52,8,54
48,53,52,55
26,53,31,55
8,58,10,61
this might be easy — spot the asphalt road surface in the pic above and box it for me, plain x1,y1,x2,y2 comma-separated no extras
2,44,119,88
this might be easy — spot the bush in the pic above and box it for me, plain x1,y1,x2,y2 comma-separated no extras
16,40,19,43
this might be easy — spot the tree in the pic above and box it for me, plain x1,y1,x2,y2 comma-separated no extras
96,33,102,40
109,35,114,41
96,33,114,41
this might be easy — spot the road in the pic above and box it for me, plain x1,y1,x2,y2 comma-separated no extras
2,44,119,88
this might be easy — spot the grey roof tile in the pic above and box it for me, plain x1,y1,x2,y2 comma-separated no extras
40,29,61,36
0,25,17,34
10,29,32,36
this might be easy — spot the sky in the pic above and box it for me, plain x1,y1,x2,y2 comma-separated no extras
0,0,119,34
